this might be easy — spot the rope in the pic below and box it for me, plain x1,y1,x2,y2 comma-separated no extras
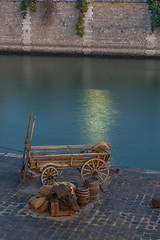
0,146,23,153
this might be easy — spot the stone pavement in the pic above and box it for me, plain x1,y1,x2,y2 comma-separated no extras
0,153,160,240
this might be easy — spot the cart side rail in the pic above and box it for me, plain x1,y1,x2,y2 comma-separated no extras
31,144,93,149
29,144,94,155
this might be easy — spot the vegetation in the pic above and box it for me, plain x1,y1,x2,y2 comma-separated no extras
76,15,84,37
20,0,37,19
76,0,88,13
147,0,160,31
76,0,88,37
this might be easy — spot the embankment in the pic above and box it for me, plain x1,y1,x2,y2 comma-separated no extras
1,0,160,56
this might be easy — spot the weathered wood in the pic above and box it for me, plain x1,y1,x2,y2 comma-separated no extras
20,112,33,178
28,116,36,153
50,201,75,217
30,144,93,149
22,116,36,184
30,149,93,154
29,152,107,159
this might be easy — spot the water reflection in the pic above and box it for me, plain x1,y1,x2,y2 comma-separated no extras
23,56,33,82
82,58,92,87
80,89,115,144
144,59,160,88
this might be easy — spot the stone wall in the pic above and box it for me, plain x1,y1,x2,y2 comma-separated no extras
0,0,160,56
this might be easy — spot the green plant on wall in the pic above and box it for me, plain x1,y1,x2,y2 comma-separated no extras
147,0,160,31
76,15,84,37
76,0,88,13
20,0,37,19
76,0,88,37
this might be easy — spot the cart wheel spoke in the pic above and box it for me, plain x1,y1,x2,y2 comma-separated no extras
86,164,94,171
40,165,59,185
52,173,57,177
97,174,104,181
92,160,96,170
43,172,49,176
46,169,50,174
83,167,92,173
98,172,108,176
95,160,100,169
43,179,48,185
83,172,92,176
97,163,105,170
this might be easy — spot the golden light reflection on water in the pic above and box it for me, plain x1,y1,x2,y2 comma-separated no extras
80,89,116,143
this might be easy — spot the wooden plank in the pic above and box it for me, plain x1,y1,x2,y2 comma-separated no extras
28,152,106,159
29,148,93,154
22,116,36,185
20,112,33,177
28,158,93,169
29,155,94,162
30,144,93,150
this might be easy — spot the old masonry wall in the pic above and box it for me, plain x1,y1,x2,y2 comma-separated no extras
1,0,160,56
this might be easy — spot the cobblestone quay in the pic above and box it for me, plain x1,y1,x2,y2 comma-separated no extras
0,153,160,240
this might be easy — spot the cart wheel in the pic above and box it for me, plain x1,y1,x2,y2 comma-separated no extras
81,158,109,185
40,165,59,185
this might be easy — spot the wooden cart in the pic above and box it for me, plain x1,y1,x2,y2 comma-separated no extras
20,113,112,186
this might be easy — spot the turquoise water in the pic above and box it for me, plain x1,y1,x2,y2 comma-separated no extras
0,55,160,170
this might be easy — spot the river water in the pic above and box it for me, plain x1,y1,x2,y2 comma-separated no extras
0,54,160,170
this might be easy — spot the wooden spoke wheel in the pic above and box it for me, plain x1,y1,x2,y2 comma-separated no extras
81,158,109,185
40,165,59,185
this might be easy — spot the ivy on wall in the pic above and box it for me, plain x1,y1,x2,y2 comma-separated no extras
147,0,160,31
76,0,88,13
76,14,84,37
76,0,88,37
20,0,37,19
